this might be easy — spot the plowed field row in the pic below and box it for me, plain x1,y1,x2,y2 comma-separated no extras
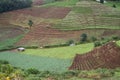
69,42,120,70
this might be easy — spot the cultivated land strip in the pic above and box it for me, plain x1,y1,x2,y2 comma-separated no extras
58,1,120,30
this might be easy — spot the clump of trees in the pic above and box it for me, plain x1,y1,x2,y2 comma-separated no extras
0,0,32,13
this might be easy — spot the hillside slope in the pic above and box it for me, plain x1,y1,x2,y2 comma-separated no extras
69,41,120,70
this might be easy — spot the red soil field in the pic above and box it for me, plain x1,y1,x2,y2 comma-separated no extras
69,41,120,70
10,7,71,19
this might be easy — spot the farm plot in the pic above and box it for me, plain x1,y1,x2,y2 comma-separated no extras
16,22,120,47
32,0,57,6
0,25,24,50
10,7,71,19
32,0,44,5
21,43,94,59
69,41,120,70
54,1,120,30
0,26,23,42
6,6,71,28
0,52,71,72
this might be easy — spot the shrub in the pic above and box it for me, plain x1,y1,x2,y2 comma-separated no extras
96,68,114,77
112,36,119,40
0,60,9,64
94,41,102,47
0,64,14,74
39,71,51,77
67,40,74,45
24,46,38,49
27,68,40,74
62,71,78,79
80,33,88,43
101,37,105,40
91,36,97,42
44,43,69,48
112,4,116,8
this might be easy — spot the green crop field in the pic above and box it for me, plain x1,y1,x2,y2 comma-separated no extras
22,43,94,59
0,52,71,72
0,35,23,51
22,40,120,59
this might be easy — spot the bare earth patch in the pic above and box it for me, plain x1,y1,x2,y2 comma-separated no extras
33,0,44,5
10,7,71,19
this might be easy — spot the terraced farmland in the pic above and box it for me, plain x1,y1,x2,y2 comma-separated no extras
0,0,119,47
69,41,120,70
54,1,120,30
10,7,71,19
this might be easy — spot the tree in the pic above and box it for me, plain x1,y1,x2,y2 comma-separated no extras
100,0,104,3
28,20,33,29
80,33,87,43
94,41,102,47
91,36,97,42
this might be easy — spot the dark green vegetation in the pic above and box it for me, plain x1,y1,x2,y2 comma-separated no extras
1,60,120,80
0,0,32,13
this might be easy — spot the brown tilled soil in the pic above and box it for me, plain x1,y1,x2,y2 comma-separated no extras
69,41,120,70
10,7,71,19
0,26,24,41
16,22,120,47
33,0,44,5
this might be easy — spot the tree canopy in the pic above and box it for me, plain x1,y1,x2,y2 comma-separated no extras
0,0,32,13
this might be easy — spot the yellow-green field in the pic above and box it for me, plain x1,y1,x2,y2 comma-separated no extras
22,40,120,59
22,43,94,59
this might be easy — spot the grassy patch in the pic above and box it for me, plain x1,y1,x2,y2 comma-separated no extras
22,43,94,59
22,40,120,59
44,0,55,4
0,52,71,72
41,0,79,7
105,1,120,10
102,14,120,18
53,25,120,31
72,7,92,14
116,40,120,46
0,35,23,51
